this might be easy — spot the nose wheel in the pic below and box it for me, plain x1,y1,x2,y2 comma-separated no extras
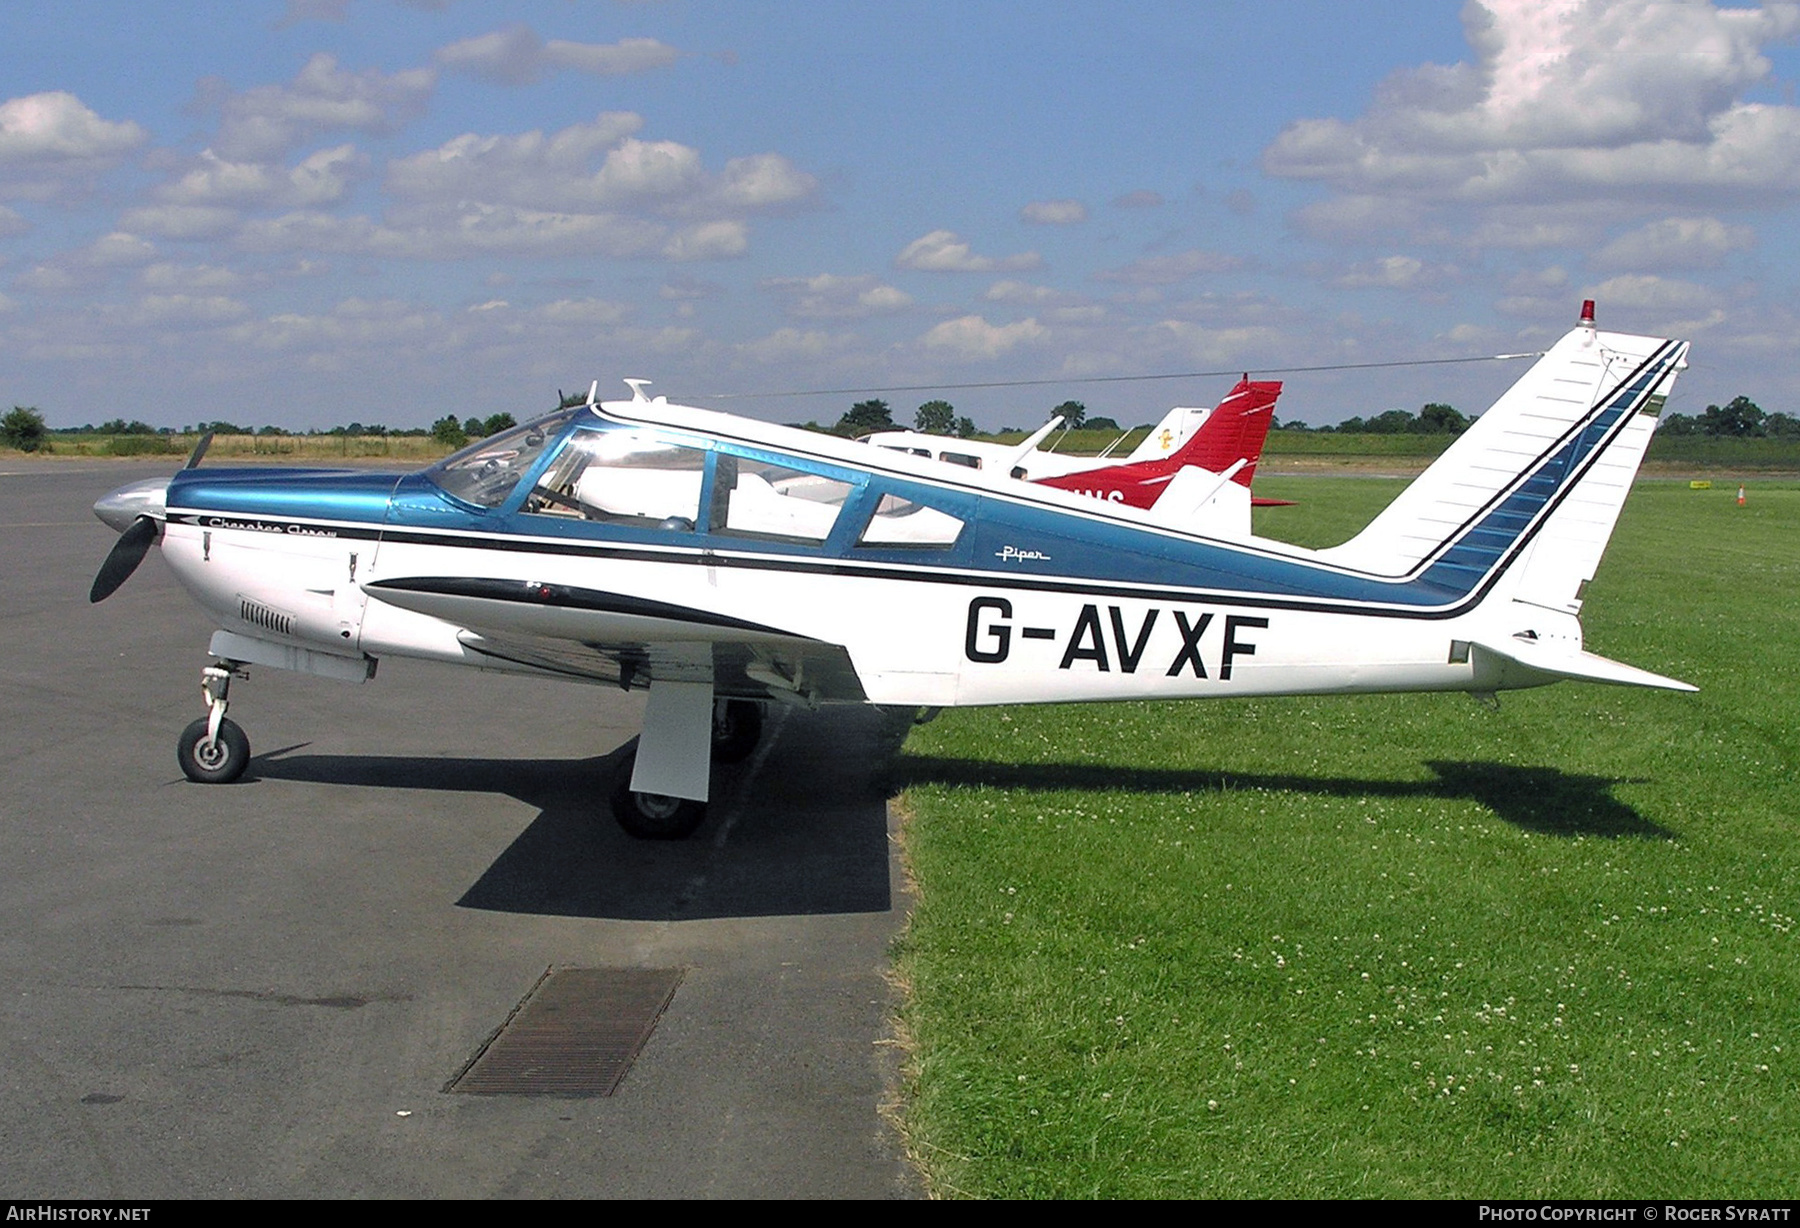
178,716,250,783
178,660,251,783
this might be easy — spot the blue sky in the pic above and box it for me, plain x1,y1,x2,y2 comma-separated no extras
3,0,1797,431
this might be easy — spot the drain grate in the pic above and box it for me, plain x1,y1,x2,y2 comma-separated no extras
451,967,683,1096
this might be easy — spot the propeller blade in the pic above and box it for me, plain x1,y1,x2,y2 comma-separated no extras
185,431,214,469
89,515,160,604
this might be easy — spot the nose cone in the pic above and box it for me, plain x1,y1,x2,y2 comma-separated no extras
94,476,169,532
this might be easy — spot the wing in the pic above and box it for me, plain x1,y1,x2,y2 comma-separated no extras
363,575,868,705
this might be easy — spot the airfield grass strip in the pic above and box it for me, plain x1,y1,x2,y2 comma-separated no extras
892,478,1800,1198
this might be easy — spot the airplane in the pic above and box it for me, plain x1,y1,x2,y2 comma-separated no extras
860,378,1290,510
90,301,1693,840
1026,378,1287,516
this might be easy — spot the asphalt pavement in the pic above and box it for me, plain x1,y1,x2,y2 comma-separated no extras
0,459,921,1198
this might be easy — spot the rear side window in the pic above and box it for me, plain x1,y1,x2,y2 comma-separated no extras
857,493,966,549
709,454,853,544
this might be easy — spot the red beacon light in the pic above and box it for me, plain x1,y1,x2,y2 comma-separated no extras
1579,299,1596,328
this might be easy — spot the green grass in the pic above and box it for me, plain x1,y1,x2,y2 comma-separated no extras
892,479,1800,1198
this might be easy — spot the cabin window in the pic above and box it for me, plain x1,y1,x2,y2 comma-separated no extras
939,451,981,469
523,429,707,529
708,453,852,544
426,410,579,509
856,493,966,549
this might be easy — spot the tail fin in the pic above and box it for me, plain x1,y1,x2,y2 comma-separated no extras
1165,378,1281,487
1032,379,1281,512
1123,404,1210,462
1316,306,1692,691
1318,315,1685,582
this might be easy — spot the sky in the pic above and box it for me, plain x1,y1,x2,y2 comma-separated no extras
3,0,1799,432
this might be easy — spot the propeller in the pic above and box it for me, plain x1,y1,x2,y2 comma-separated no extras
185,430,214,469
89,514,161,603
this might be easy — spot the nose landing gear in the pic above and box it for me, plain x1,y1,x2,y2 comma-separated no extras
177,661,251,784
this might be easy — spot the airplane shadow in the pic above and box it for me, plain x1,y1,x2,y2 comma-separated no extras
885,755,1675,841
248,711,1666,922
250,705,917,922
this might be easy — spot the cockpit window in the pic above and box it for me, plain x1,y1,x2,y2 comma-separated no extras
523,428,707,529
425,410,579,509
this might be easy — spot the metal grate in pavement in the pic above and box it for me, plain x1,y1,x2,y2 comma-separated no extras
450,966,683,1096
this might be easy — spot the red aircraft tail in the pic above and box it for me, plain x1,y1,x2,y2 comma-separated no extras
1032,378,1285,510
1165,378,1280,489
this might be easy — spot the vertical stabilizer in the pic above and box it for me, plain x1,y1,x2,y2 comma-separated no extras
1124,404,1212,462
1318,315,1684,580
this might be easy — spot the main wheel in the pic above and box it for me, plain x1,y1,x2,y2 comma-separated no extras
710,700,764,764
609,761,707,840
177,717,250,784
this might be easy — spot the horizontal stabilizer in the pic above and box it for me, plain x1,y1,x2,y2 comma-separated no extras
1470,637,1696,692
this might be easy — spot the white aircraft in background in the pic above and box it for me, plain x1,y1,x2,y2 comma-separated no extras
862,379,1280,480
90,302,1692,841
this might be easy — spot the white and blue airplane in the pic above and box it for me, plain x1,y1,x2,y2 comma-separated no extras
90,303,1693,838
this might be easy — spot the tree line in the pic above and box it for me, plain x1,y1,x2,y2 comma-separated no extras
5,392,1797,455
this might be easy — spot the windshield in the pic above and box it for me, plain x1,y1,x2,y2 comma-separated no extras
425,409,581,509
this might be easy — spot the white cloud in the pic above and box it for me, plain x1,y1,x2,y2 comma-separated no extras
736,326,855,363
0,92,148,198
1092,249,1247,285
715,153,817,209
1142,320,1286,365
920,314,1047,359
209,54,435,161
1264,0,1800,208
117,204,241,239
156,145,364,209
80,232,157,267
534,298,632,326
895,229,1041,273
141,262,244,293
762,272,913,318
1582,273,1722,313
984,279,1073,304
436,26,679,85
1289,195,1424,242
1505,265,1569,293
663,220,748,260
133,294,251,325
238,204,670,260
660,278,723,301
10,231,156,295
384,113,648,205
385,115,815,219
241,111,820,264
1591,215,1755,270
13,265,79,293
1333,254,1459,290
1112,189,1164,209
1020,199,1087,225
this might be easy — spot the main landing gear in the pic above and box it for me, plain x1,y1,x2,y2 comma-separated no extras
607,699,767,840
177,660,251,784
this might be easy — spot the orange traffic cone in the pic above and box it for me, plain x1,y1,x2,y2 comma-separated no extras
1737,485,1747,506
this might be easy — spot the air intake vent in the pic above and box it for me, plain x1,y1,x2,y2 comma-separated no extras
238,596,294,637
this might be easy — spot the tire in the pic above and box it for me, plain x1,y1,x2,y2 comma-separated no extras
710,700,764,764
609,758,707,840
178,717,251,784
